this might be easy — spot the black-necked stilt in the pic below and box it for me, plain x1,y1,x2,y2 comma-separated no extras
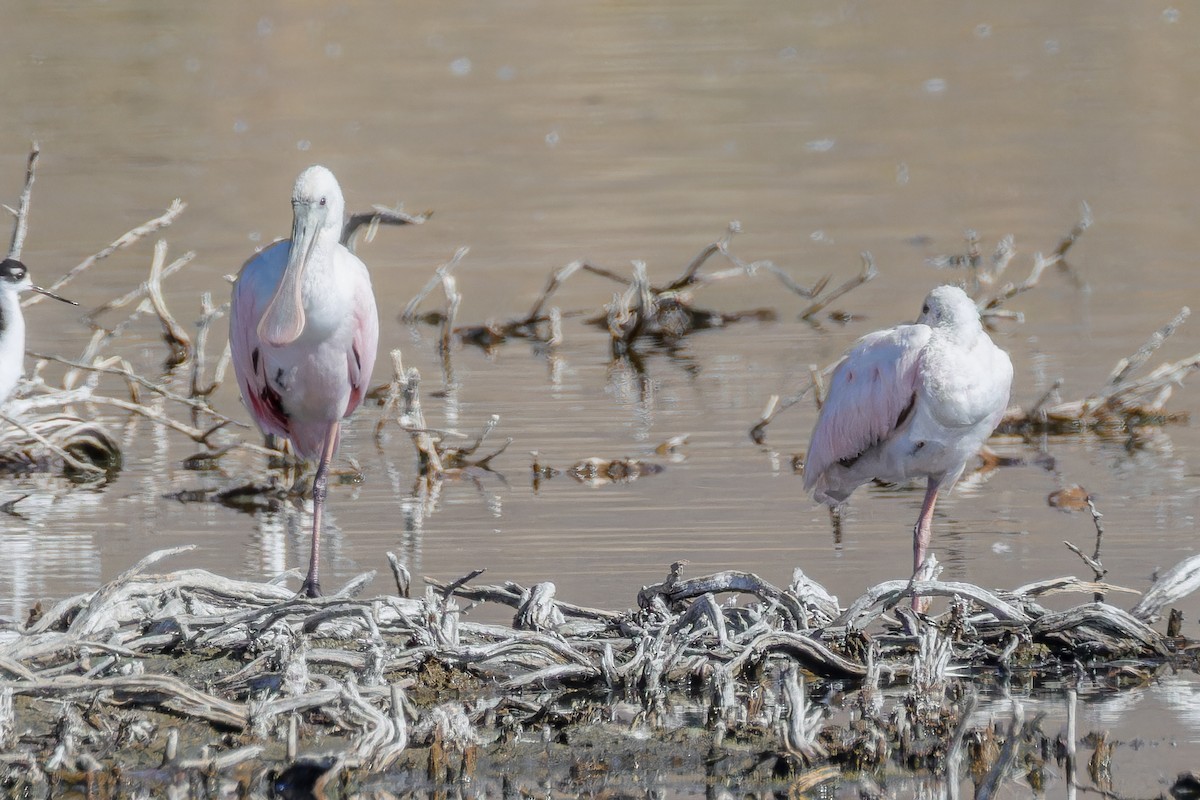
0,258,77,404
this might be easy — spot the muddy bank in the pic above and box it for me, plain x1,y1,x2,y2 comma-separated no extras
2,547,1199,797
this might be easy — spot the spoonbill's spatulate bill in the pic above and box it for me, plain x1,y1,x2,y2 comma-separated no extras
803,285,1012,593
230,166,380,597
0,258,78,404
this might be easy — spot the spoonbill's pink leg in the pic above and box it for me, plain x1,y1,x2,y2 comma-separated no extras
303,422,341,599
911,478,941,610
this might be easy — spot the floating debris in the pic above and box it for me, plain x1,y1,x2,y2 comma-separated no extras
929,203,1091,301
401,223,869,355
1048,484,1091,511
654,432,690,461
372,349,509,481
1000,306,1198,434
0,413,120,478
566,456,665,486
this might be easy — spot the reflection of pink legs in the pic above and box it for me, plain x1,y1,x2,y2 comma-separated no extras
911,479,941,610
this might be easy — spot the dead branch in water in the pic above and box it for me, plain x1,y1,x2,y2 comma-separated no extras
189,291,230,400
0,149,133,475
584,224,859,354
145,239,193,366
341,204,430,252
404,224,863,355
23,198,188,309
4,143,38,260
0,156,271,477
0,411,115,477
0,547,1193,793
998,306,1198,434
799,251,877,321
929,203,1093,311
371,348,508,483
0,157,1196,794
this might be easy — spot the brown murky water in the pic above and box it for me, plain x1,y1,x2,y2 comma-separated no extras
2,1,1200,793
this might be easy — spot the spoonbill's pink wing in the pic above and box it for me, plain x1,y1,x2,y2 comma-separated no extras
342,253,379,418
803,324,929,491
230,240,292,437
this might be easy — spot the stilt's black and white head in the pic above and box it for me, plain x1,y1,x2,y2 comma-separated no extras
0,258,33,297
0,258,76,404
0,258,76,305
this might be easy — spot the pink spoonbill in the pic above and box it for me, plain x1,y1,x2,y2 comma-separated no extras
230,166,380,597
803,285,1012,597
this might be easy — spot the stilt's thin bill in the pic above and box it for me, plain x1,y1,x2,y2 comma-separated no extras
30,285,77,305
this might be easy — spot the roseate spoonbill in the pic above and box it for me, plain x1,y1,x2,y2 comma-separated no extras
803,285,1012,593
230,166,379,598
0,258,77,403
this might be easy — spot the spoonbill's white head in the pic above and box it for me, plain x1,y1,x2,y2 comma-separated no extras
291,165,346,236
917,284,981,337
259,165,347,347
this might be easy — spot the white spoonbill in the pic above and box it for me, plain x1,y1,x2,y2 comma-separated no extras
803,285,1012,588
0,257,77,404
230,166,379,597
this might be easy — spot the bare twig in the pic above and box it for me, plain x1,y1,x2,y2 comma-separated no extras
6,144,39,261
579,262,632,285
402,247,469,323
83,249,195,325
85,394,231,445
440,568,486,600
525,260,582,323
750,360,842,444
145,240,193,366
799,252,877,320
27,351,243,425
376,350,444,476
190,293,229,399
1107,307,1189,387
1052,201,1093,261
1024,379,1064,421
341,205,429,252
1063,540,1105,580
0,411,106,476
24,199,187,308
979,252,1052,314
762,263,826,298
